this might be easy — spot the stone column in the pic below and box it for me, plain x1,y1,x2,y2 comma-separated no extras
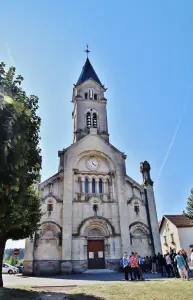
115,160,131,255
140,161,162,254
88,178,92,193
112,177,115,200
96,178,99,194
145,185,162,254
61,163,73,274
81,178,85,193
23,235,35,275
81,178,85,201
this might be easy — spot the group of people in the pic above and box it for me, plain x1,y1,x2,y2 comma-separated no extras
121,248,192,281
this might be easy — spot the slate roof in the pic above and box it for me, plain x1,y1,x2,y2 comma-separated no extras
76,58,102,86
159,215,193,231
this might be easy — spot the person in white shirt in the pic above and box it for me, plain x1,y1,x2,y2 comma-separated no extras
190,249,193,266
165,253,175,277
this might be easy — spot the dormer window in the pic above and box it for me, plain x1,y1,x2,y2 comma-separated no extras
85,93,88,99
94,94,98,100
89,89,93,99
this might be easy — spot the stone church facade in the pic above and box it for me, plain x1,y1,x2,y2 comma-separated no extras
23,56,161,275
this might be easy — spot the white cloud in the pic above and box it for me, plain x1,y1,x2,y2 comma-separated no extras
5,239,25,249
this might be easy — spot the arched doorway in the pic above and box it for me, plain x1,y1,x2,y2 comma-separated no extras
87,228,105,269
77,216,115,270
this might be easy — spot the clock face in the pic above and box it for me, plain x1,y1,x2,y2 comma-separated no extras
86,158,99,170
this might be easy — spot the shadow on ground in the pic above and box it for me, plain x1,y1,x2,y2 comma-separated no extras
0,288,39,300
0,288,104,300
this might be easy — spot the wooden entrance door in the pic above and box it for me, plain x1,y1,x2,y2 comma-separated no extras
87,240,105,269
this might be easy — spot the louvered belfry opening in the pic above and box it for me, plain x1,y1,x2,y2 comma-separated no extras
86,112,91,128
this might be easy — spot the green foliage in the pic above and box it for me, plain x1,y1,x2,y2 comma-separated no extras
4,248,24,261
184,188,193,221
0,62,42,242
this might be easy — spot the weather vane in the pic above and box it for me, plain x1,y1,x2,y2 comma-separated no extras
84,44,90,58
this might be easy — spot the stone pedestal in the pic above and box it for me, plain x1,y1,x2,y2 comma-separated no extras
61,261,72,274
23,261,33,276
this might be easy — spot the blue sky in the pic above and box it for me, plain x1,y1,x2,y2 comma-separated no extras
1,0,193,249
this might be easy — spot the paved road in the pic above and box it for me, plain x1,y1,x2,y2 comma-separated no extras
3,272,184,287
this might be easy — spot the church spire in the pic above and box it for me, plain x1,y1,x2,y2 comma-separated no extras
76,47,102,86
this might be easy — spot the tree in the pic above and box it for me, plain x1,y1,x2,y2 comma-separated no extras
184,188,193,221
8,255,15,266
0,63,42,287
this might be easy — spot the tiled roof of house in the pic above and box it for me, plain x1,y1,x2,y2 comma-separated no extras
165,215,193,228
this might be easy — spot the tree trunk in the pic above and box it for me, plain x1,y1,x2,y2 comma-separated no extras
0,237,7,288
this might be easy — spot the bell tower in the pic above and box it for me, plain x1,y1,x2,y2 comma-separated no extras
72,47,109,143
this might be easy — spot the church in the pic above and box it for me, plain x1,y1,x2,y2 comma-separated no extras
23,52,161,275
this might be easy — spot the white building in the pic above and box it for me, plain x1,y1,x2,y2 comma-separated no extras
23,54,161,275
159,215,193,255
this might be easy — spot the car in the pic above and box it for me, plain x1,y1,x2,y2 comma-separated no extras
17,266,23,273
2,263,19,274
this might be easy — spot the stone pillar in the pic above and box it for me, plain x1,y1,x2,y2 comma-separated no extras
140,161,162,254
145,186,162,254
23,235,35,275
81,178,85,193
112,177,115,200
96,178,99,194
116,161,131,255
61,164,73,273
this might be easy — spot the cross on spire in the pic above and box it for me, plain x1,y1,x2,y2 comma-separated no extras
84,44,90,58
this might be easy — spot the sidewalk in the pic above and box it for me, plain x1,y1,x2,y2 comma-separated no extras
4,271,192,288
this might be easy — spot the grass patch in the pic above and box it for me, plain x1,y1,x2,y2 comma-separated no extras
69,280,193,300
1,280,193,299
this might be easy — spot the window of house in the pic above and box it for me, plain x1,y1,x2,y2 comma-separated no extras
171,233,175,243
85,92,88,99
164,236,167,244
93,113,97,128
134,202,140,215
92,178,96,193
85,178,89,193
94,94,98,100
99,178,103,193
86,112,91,128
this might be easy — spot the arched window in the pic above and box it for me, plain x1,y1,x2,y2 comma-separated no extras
85,92,88,99
99,178,103,193
85,178,89,193
78,177,82,193
86,112,91,128
93,113,97,128
134,201,140,215
92,178,96,193
47,200,53,216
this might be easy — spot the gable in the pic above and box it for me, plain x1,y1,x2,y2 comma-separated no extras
63,133,125,171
